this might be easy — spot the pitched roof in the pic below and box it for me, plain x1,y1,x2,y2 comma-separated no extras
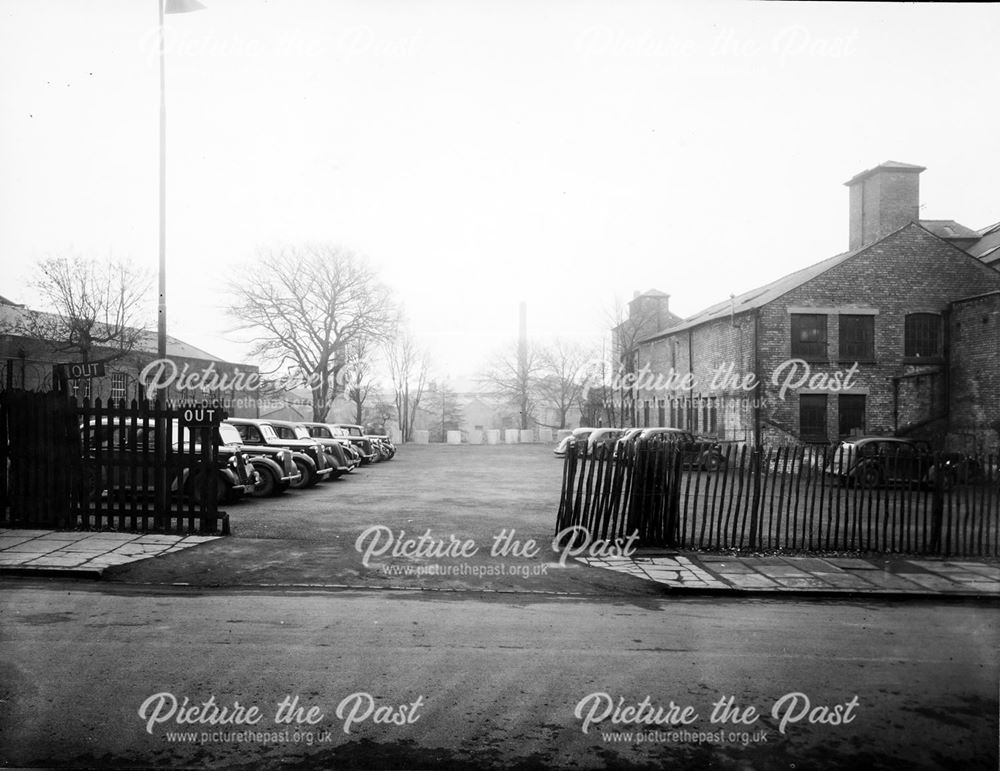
639,246,861,341
0,301,241,364
639,220,1000,344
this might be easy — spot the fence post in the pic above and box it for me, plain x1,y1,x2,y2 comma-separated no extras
929,457,944,555
748,445,763,549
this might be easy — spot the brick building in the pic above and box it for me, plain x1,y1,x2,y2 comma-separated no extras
620,161,1000,447
0,296,259,417
949,290,1000,451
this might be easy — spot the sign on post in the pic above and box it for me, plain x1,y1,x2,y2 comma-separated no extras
179,405,225,428
65,362,106,379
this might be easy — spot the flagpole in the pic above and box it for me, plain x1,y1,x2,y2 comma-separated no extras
157,0,167,373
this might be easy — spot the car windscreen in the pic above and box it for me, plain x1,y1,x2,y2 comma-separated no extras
218,424,243,446
309,426,332,438
293,426,312,440
260,424,278,440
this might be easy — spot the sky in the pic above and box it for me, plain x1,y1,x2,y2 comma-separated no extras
1,0,998,382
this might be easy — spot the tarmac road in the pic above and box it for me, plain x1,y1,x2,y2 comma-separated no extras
1,581,996,770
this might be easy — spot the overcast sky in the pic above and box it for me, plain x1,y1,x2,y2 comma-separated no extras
1,0,997,379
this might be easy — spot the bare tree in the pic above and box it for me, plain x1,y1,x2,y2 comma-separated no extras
343,335,380,425
15,255,152,364
535,339,594,430
385,330,430,442
228,244,396,421
479,340,543,430
423,381,465,442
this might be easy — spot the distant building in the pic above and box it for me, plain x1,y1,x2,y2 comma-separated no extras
618,161,1000,447
0,296,259,417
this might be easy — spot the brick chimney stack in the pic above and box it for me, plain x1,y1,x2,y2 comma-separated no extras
845,161,925,251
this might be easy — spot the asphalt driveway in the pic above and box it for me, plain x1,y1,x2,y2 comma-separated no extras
104,444,663,595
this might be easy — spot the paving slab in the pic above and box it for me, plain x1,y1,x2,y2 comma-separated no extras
0,528,219,577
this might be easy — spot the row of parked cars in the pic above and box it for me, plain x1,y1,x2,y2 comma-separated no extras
553,426,728,471
80,415,396,504
554,427,984,490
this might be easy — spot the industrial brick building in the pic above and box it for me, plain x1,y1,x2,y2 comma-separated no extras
618,161,1000,448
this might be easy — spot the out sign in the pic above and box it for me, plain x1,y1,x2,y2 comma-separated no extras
66,362,106,378
181,406,220,428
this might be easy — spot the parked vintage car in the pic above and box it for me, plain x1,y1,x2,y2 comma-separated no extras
267,419,353,478
553,427,597,458
368,434,396,461
617,427,728,471
330,423,377,464
826,436,973,490
217,422,300,497
586,428,626,456
294,422,360,472
611,427,645,457
225,418,331,488
80,417,257,504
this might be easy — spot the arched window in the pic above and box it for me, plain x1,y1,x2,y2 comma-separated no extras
904,313,942,359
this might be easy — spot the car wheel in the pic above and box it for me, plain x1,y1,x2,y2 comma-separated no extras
191,474,227,505
856,464,882,488
290,458,313,489
703,454,724,472
929,468,956,493
251,466,277,498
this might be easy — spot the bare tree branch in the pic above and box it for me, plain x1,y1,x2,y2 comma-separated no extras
227,244,396,421
384,329,430,442
478,340,544,429
13,255,152,364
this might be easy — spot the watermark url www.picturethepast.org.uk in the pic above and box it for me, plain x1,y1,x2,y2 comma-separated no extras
353,524,641,575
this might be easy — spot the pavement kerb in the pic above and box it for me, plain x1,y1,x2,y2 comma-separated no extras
0,566,105,579
2,528,998,600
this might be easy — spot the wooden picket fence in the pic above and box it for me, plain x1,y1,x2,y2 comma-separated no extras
556,440,1000,557
0,390,230,534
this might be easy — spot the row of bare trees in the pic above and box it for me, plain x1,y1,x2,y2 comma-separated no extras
5,246,432,438
7,246,638,438
478,340,585,430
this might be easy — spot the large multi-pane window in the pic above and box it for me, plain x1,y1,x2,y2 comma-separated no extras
799,394,828,441
110,373,127,402
839,315,875,361
838,394,866,437
791,314,827,360
904,313,942,359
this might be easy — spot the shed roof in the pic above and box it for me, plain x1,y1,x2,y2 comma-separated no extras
968,221,1000,265
843,160,926,186
919,219,981,241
